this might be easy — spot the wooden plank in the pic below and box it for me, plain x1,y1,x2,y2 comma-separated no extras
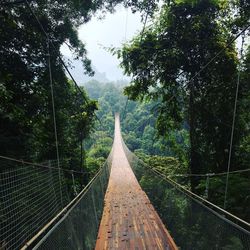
95,115,178,250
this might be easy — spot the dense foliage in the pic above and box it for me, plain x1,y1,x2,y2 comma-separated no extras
83,80,188,178
0,0,157,169
1,0,249,232
115,0,250,220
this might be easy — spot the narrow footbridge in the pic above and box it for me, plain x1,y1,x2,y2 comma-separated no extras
95,115,176,249
0,115,250,250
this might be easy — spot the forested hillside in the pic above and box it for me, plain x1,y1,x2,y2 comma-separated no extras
83,80,188,176
1,1,249,248
1,0,249,226
81,76,244,222
0,0,154,183
114,0,250,221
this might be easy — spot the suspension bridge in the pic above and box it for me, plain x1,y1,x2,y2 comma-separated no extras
1,2,250,249
0,114,249,250
95,115,177,249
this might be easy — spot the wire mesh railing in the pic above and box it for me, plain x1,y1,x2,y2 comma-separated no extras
0,156,71,250
29,150,113,250
121,141,250,250
166,170,250,223
0,153,110,250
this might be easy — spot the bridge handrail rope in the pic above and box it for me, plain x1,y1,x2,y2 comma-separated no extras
31,148,113,249
167,168,250,177
21,172,100,249
139,157,250,230
0,155,91,175
120,9,250,223
21,150,112,249
0,145,113,249
121,138,250,231
24,0,103,127
147,165,250,231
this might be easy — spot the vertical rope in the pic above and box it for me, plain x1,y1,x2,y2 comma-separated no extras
141,12,148,36
71,171,77,196
205,174,210,199
47,38,63,207
122,98,128,121
122,6,149,122
124,7,128,41
223,34,245,209
91,189,99,227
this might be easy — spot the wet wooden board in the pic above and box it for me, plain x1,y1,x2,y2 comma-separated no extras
95,115,178,250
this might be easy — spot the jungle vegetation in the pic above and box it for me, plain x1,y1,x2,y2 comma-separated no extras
114,0,250,222
0,0,249,224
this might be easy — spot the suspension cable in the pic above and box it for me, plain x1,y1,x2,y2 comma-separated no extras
188,25,250,85
24,0,101,123
121,3,129,120
164,25,250,133
124,7,128,41
122,7,149,120
168,168,250,177
23,0,107,171
24,0,84,97
140,9,149,40
164,24,250,98
47,39,60,168
223,33,246,210
0,155,92,174
121,98,128,121
46,38,63,207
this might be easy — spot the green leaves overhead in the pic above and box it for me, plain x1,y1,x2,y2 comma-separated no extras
0,0,161,162
117,0,250,215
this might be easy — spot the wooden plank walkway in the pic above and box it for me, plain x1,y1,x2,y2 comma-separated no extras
95,115,178,250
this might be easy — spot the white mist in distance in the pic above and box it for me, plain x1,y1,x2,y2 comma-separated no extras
61,5,143,83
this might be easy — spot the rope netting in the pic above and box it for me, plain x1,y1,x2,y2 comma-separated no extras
121,140,250,250
0,157,67,249
0,152,112,250
28,150,113,250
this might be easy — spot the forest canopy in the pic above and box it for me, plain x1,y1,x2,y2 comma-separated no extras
114,0,250,220
0,0,156,163
0,0,249,224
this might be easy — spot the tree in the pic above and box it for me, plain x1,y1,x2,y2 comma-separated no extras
0,0,157,162
0,1,96,162
117,0,241,190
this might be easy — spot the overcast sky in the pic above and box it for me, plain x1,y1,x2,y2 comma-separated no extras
61,5,143,81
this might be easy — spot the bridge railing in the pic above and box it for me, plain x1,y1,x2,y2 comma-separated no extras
28,150,113,250
121,140,250,250
0,151,112,250
0,156,70,250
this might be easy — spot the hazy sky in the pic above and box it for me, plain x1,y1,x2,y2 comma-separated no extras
61,5,248,82
61,5,143,81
